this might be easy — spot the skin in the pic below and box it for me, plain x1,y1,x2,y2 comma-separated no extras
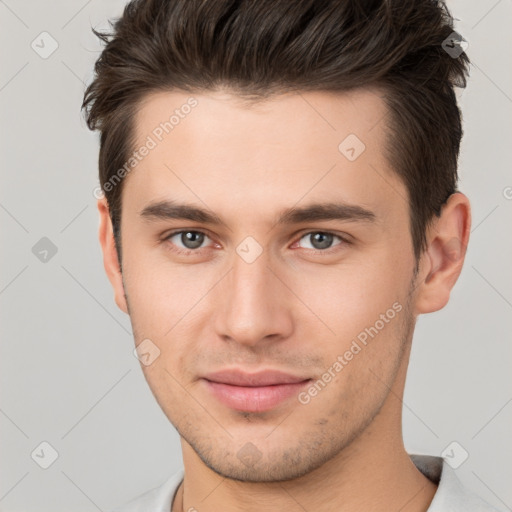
98,88,471,512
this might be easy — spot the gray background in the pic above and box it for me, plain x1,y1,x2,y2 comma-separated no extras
0,0,511,510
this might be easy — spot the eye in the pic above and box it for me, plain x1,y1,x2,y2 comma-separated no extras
294,231,346,252
162,229,349,257
164,230,213,253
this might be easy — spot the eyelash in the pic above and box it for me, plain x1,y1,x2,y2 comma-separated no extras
161,229,351,256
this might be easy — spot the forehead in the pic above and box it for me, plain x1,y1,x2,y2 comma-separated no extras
133,87,388,152
123,87,406,227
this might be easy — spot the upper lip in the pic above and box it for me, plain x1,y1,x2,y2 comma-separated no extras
203,369,311,387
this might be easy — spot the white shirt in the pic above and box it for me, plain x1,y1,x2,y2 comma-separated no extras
111,454,502,512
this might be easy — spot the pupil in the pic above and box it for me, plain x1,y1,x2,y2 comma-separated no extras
182,231,204,249
312,232,332,250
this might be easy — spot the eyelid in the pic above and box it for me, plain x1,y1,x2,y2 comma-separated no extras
162,229,216,253
162,228,351,254
292,230,351,253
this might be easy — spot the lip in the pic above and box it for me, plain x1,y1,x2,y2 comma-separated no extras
203,369,310,386
201,369,311,413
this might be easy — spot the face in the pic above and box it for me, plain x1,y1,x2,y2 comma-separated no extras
104,88,422,481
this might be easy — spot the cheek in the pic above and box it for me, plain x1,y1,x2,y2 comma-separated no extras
123,251,214,397
297,305,409,429
122,245,215,337
285,259,408,342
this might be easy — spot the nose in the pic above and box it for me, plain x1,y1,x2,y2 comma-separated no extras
213,246,294,349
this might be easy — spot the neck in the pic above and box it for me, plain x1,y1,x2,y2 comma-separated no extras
174,343,438,512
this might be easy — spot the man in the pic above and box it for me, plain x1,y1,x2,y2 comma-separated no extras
82,0,500,510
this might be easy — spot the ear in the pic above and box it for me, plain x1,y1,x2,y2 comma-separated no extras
97,198,129,314
414,192,471,315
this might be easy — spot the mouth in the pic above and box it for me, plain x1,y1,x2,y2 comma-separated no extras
201,369,312,413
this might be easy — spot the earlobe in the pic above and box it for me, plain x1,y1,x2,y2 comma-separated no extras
414,193,471,315
97,198,129,314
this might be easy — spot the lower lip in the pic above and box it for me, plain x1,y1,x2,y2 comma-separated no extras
203,379,311,413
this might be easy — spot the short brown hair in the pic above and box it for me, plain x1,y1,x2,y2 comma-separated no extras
82,0,470,264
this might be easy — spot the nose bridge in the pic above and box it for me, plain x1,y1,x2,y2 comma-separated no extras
213,242,292,346
231,246,271,307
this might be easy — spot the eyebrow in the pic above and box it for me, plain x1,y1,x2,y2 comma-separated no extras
139,200,376,226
